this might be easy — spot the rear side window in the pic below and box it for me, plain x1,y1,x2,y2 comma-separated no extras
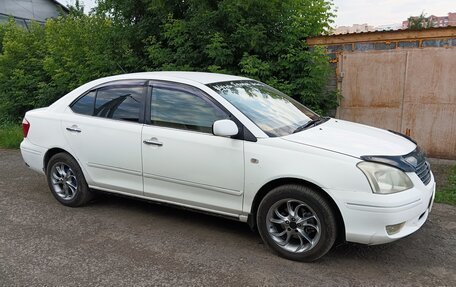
71,91,96,115
94,86,143,122
71,86,144,123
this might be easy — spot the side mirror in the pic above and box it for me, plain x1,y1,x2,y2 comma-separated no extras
213,119,239,137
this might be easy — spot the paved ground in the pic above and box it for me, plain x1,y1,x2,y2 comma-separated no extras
1,149,455,286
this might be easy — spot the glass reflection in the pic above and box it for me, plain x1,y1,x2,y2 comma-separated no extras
94,87,142,122
209,81,319,137
151,87,227,133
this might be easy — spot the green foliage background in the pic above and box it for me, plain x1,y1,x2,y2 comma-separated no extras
0,0,337,122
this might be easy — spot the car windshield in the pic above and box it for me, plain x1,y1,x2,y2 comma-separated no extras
208,80,320,137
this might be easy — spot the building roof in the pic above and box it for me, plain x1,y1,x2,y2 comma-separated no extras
50,0,70,12
0,0,69,23
308,26,456,45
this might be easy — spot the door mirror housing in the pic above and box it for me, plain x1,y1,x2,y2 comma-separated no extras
213,119,239,137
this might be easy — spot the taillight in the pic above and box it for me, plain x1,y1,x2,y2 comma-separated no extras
22,118,30,138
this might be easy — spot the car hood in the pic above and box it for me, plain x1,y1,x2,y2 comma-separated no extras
282,119,416,158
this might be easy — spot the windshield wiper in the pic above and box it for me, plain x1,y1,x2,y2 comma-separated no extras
293,117,330,134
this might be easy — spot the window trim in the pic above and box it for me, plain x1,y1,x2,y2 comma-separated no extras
146,80,256,142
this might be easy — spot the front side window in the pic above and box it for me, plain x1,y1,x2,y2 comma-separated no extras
150,86,227,133
208,81,320,137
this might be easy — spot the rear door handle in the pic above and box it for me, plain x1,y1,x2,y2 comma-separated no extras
66,125,81,133
143,137,163,146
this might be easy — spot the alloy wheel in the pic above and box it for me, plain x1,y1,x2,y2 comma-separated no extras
266,199,321,253
50,162,78,200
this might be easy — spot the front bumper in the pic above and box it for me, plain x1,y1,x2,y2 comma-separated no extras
327,171,435,245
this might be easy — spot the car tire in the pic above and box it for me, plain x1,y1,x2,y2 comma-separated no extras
46,152,93,207
257,184,337,262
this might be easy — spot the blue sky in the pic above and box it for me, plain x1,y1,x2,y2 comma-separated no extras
59,0,455,27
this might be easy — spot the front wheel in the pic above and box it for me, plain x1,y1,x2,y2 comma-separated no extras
257,184,337,262
46,152,93,207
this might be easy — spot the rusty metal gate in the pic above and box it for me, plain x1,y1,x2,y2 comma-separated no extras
338,47,456,159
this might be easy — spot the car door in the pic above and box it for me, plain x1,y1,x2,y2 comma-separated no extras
141,81,245,215
62,80,146,195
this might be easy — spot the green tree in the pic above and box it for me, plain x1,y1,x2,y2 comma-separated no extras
0,0,338,121
97,0,337,114
407,12,434,30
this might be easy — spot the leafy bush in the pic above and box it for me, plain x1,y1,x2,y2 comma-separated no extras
43,13,137,101
0,14,137,122
0,21,49,121
0,0,338,121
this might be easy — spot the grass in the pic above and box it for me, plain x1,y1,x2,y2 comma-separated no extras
435,165,456,206
0,123,23,149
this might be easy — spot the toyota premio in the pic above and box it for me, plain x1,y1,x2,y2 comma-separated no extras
20,72,435,261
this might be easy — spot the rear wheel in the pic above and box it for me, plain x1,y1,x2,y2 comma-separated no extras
46,152,93,207
257,184,337,262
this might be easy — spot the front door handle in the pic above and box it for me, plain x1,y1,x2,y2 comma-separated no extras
66,125,81,133
143,137,163,146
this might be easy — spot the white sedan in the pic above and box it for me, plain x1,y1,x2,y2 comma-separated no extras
20,72,435,261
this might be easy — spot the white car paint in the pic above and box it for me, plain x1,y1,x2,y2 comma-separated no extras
283,119,416,157
141,124,245,214
20,72,435,246
62,113,144,196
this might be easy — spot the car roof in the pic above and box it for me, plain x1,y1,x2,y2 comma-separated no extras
105,71,250,85
46,71,253,113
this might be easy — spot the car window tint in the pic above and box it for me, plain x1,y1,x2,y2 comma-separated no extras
71,91,96,115
151,87,227,133
94,86,143,122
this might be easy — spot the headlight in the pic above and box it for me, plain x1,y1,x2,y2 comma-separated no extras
357,161,414,194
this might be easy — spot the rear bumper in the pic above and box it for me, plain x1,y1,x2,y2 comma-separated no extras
327,172,435,245
20,139,46,174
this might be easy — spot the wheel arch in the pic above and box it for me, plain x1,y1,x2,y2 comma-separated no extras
43,147,76,173
249,177,346,243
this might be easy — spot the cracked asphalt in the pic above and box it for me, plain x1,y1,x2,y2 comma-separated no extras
1,149,455,286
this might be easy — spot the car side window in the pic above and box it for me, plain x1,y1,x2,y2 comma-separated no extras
71,91,96,115
94,86,143,122
151,87,227,133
